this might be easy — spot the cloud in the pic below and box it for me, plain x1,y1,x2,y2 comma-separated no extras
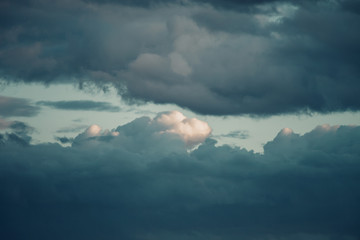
0,118,33,146
216,130,250,139
0,118,13,130
73,110,211,149
0,95,40,117
1,111,360,239
154,111,212,148
1,0,360,115
56,124,88,133
54,136,74,144
37,100,121,112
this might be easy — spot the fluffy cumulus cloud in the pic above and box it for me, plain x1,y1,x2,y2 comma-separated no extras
154,111,212,147
72,110,211,149
1,111,360,239
1,0,360,115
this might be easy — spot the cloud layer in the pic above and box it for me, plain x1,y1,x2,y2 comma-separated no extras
1,0,360,115
1,112,360,239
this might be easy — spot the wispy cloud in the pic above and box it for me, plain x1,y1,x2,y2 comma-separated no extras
56,125,89,133
37,100,121,112
215,130,250,139
0,96,40,117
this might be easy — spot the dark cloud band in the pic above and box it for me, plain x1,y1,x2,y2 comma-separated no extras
1,0,360,115
1,121,359,239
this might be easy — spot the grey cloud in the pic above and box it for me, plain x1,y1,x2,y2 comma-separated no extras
0,128,32,146
217,130,250,139
0,95,40,117
37,100,121,112
84,0,320,10
1,114,360,239
72,118,83,122
341,0,360,14
56,124,88,133
1,0,360,115
8,121,34,144
54,136,74,144
3,132,31,146
0,118,33,146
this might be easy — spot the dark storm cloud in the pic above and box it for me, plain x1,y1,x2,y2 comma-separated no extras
84,0,320,9
1,113,360,239
37,100,120,112
1,0,360,115
0,96,40,117
336,0,360,14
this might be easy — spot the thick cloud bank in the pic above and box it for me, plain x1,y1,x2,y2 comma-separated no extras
1,0,360,115
1,113,360,239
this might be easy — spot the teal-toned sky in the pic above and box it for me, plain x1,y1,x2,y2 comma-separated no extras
1,0,360,239
1,82,360,152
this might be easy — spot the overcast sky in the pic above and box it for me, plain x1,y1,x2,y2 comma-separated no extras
1,0,360,239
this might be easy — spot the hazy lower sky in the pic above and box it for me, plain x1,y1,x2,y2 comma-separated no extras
1,0,360,239
1,82,359,152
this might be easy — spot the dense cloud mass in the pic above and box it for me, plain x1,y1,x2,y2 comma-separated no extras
1,0,359,115
1,111,360,239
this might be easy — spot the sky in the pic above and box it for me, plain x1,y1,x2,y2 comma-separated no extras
1,0,360,239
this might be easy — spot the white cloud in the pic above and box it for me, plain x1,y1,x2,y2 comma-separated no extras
73,111,211,149
85,124,102,137
155,111,211,148
279,127,294,136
